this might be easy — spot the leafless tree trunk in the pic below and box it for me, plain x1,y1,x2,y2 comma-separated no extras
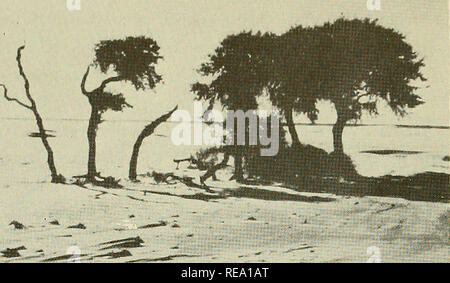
1,46,64,183
129,106,178,181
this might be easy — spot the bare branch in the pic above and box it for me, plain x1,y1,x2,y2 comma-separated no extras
124,101,133,108
82,67,123,95
98,76,123,91
1,83,32,109
16,45,36,108
81,66,91,96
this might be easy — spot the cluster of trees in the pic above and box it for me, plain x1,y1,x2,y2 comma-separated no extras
192,18,426,182
1,17,426,187
2,37,176,185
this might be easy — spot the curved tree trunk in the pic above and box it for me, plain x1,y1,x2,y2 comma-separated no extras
332,115,346,155
285,108,301,146
87,106,100,181
129,106,178,181
129,134,145,181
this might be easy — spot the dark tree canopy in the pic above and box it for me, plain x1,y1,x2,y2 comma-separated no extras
290,17,428,155
192,31,275,111
269,25,325,122
93,36,163,91
317,18,426,120
193,19,426,155
81,36,164,114
90,91,131,114
262,27,327,145
269,18,426,124
192,31,276,182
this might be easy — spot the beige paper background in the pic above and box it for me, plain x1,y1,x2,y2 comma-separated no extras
0,0,448,263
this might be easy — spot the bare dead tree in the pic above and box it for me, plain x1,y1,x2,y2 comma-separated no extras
1,46,64,183
129,106,178,181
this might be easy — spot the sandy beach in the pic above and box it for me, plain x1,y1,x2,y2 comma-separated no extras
0,171,448,263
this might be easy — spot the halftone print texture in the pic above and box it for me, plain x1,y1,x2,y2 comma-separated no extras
0,0,448,263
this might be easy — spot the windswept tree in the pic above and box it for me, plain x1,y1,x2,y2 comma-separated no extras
191,32,274,182
317,18,426,154
1,46,65,183
268,26,323,146
80,36,162,182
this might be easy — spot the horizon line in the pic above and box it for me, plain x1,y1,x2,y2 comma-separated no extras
0,117,448,129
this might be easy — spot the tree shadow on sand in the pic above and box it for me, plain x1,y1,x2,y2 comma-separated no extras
144,186,336,203
245,144,449,203
156,144,448,203
282,171,449,203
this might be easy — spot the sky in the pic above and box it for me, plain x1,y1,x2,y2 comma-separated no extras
0,0,448,126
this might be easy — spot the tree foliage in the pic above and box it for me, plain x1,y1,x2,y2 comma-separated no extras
317,18,426,121
269,26,324,122
82,36,164,115
267,18,426,154
91,91,131,114
192,31,275,111
192,31,277,181
93,36,163,91
80,36,163,183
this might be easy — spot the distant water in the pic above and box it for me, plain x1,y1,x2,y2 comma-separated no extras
0,119,448,182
